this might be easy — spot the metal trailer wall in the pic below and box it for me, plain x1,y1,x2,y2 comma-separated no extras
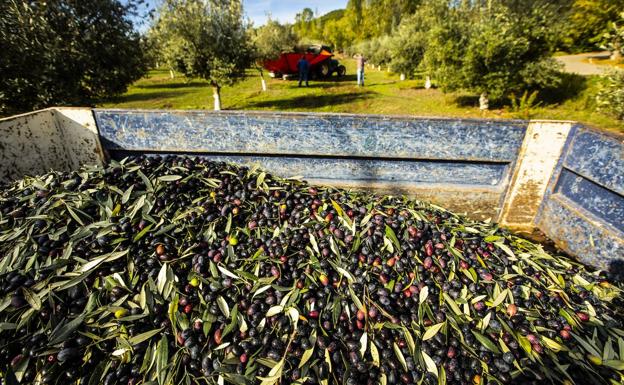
94,109,528,222
0,108,622,271
536,126,624,272
0,108,104,182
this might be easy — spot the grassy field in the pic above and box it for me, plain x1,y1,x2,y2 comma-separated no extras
100,59,624,133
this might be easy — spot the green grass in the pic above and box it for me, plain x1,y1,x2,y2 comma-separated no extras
100,59,624,134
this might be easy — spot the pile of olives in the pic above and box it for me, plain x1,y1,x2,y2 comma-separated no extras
0,155,622,385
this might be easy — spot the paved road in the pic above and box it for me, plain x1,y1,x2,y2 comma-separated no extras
555,52,613,75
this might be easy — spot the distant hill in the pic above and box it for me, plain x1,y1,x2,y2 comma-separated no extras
318,9,345,23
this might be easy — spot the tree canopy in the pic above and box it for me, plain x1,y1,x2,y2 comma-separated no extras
252,18,298,63
564,0,624,52
0,0,146,115
420,0,563,103
150,0,253,110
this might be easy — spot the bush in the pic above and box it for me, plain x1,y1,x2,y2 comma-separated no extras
596,70,624,120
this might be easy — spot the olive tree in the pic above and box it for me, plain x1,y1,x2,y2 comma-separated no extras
152,0,252,110
0,0,146,115
387,3,439,81
600,12,624,61
423,0,562,109
564,0,624,52
251,19,297,91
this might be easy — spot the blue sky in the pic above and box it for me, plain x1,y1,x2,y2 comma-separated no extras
243,0,347,26
132,1,347,28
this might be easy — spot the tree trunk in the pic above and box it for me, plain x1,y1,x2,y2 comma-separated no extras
479,92,489,111
400,73,406,81
212,84,222,111
260,71,267,92
169,69,175,79
425,76,432,89
612,41,622,61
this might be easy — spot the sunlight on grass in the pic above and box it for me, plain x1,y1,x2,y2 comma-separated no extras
100,59,623,133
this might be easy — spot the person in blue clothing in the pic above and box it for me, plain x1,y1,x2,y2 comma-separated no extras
297,55,310,87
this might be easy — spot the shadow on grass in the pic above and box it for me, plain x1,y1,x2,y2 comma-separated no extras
136,81,207,90
246,91,374,110
454,95,480,108
539,73,588,105
283,75,359,86
449,73,590,110
329,75,358,83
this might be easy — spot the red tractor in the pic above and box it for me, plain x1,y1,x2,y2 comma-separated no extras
264,45,347,80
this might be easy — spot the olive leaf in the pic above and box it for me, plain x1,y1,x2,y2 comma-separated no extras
156,335,169,385
603,360,624,371
472,330,501,354
495,242,517,260
218,265,240,280
252,285,272,299
348,287,364,311
439,366,447,385
542,336,567,352
419,286,429,304
222,304,239,337
393,342,408,372
421,351,438,377
443,293,462,316
133,223,153,242
266,305,284,318
329,261,355,283
385,225,401,253
309,233,319,255
79,249,129,273
156,263,168,295
403,328,416,357
490,288,508,308
480,312,491,331
49,315,85,345
370,341,380,367
157,175,182,182
217,296,230,318
572,333,601,357
286,307,299,327
423,322,445,341
359,332,368,356
121,185,134,204
21,287,41,311
298,346,315,368
128,329,161,346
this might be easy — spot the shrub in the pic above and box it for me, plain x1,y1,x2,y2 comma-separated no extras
596,70,624,120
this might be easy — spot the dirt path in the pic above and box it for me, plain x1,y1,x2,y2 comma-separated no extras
555,52,612,75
